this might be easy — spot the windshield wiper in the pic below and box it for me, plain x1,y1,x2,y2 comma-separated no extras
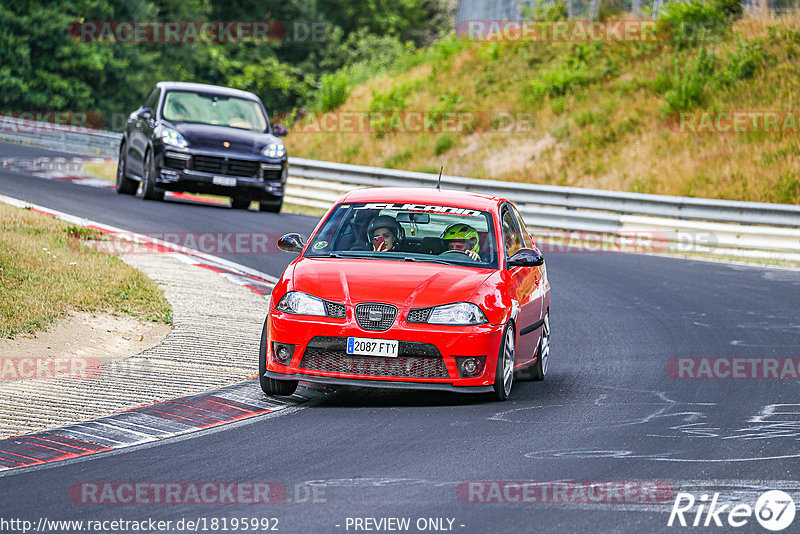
328,251,380,259
402,256,457,265
321,252,461,265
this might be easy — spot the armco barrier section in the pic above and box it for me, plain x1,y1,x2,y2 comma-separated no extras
2,115,798,258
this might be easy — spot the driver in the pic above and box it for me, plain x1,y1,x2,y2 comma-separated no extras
441,224,480,260
366,215,404,252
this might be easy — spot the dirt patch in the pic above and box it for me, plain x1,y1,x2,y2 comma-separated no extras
0,311,171,367
484,134,558,178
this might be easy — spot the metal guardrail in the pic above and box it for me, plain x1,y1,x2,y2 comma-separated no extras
284,162,800,259
1,115,798,259
0,115,122,158
288,158,800,228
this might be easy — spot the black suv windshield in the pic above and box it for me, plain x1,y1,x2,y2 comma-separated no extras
305,202,499,269
161,91,268,132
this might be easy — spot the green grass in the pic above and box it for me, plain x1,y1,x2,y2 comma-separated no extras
0,203,172,338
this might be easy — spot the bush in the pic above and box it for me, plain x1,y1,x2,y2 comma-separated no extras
573,109,609,128
523,0,569,21
657,0,733,49
528,68,592,98
313,71,351,111
777,170,800,204
721,39,763,83
393,33,469,73
712,0,743,21
384,149,412,168
369,81,416,137
662,47,718,113
434,134,455,155
656,36,763,115
524,42,620,104
369,81,414,113
429,92,463,122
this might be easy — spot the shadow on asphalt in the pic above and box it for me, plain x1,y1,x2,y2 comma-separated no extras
309,379,566,408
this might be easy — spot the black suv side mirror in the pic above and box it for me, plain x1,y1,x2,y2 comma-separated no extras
277,233,306,253
507,248,544,268
273,124,288,136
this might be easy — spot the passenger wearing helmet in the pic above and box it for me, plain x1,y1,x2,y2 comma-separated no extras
366,214,404,252
441,224,480,260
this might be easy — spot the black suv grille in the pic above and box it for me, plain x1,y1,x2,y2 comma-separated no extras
300,337,448,379
164,154,189,170
354,303,397,331
192,155,259,178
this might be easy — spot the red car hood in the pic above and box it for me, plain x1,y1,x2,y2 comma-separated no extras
289,258,494,309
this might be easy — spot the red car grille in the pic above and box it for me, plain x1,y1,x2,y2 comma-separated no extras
354,303,397,331
299,337,449,379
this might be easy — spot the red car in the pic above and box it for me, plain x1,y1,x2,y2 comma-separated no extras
259,187,551,400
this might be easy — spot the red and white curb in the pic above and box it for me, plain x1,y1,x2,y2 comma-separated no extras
0,380,335,471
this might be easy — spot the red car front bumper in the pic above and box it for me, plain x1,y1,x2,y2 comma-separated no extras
264,311,504,393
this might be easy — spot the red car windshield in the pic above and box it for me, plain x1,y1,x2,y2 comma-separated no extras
305,202,499,269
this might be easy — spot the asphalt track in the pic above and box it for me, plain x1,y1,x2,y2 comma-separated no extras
1,142,799,533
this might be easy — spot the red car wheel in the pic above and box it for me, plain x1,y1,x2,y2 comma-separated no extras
492,323,515,401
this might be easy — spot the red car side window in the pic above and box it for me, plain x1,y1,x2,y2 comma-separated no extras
501,209,524,258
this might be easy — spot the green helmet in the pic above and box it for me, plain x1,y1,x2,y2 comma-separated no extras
441,224,479,254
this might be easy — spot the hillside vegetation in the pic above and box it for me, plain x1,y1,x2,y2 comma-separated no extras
289,1,800,205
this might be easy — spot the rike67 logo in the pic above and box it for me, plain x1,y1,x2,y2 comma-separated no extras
668,490,796,531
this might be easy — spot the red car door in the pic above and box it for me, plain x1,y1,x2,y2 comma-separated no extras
500,205,542,367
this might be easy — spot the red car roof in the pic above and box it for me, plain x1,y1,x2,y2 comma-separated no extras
340,187,503,211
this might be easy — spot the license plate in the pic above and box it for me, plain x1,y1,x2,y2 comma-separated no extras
212,176,237,186
346,337,399,357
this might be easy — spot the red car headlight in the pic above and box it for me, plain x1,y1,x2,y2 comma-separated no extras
425,303,487,325
275,291,346,318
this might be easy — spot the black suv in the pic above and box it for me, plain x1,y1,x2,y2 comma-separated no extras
116,81,288,212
